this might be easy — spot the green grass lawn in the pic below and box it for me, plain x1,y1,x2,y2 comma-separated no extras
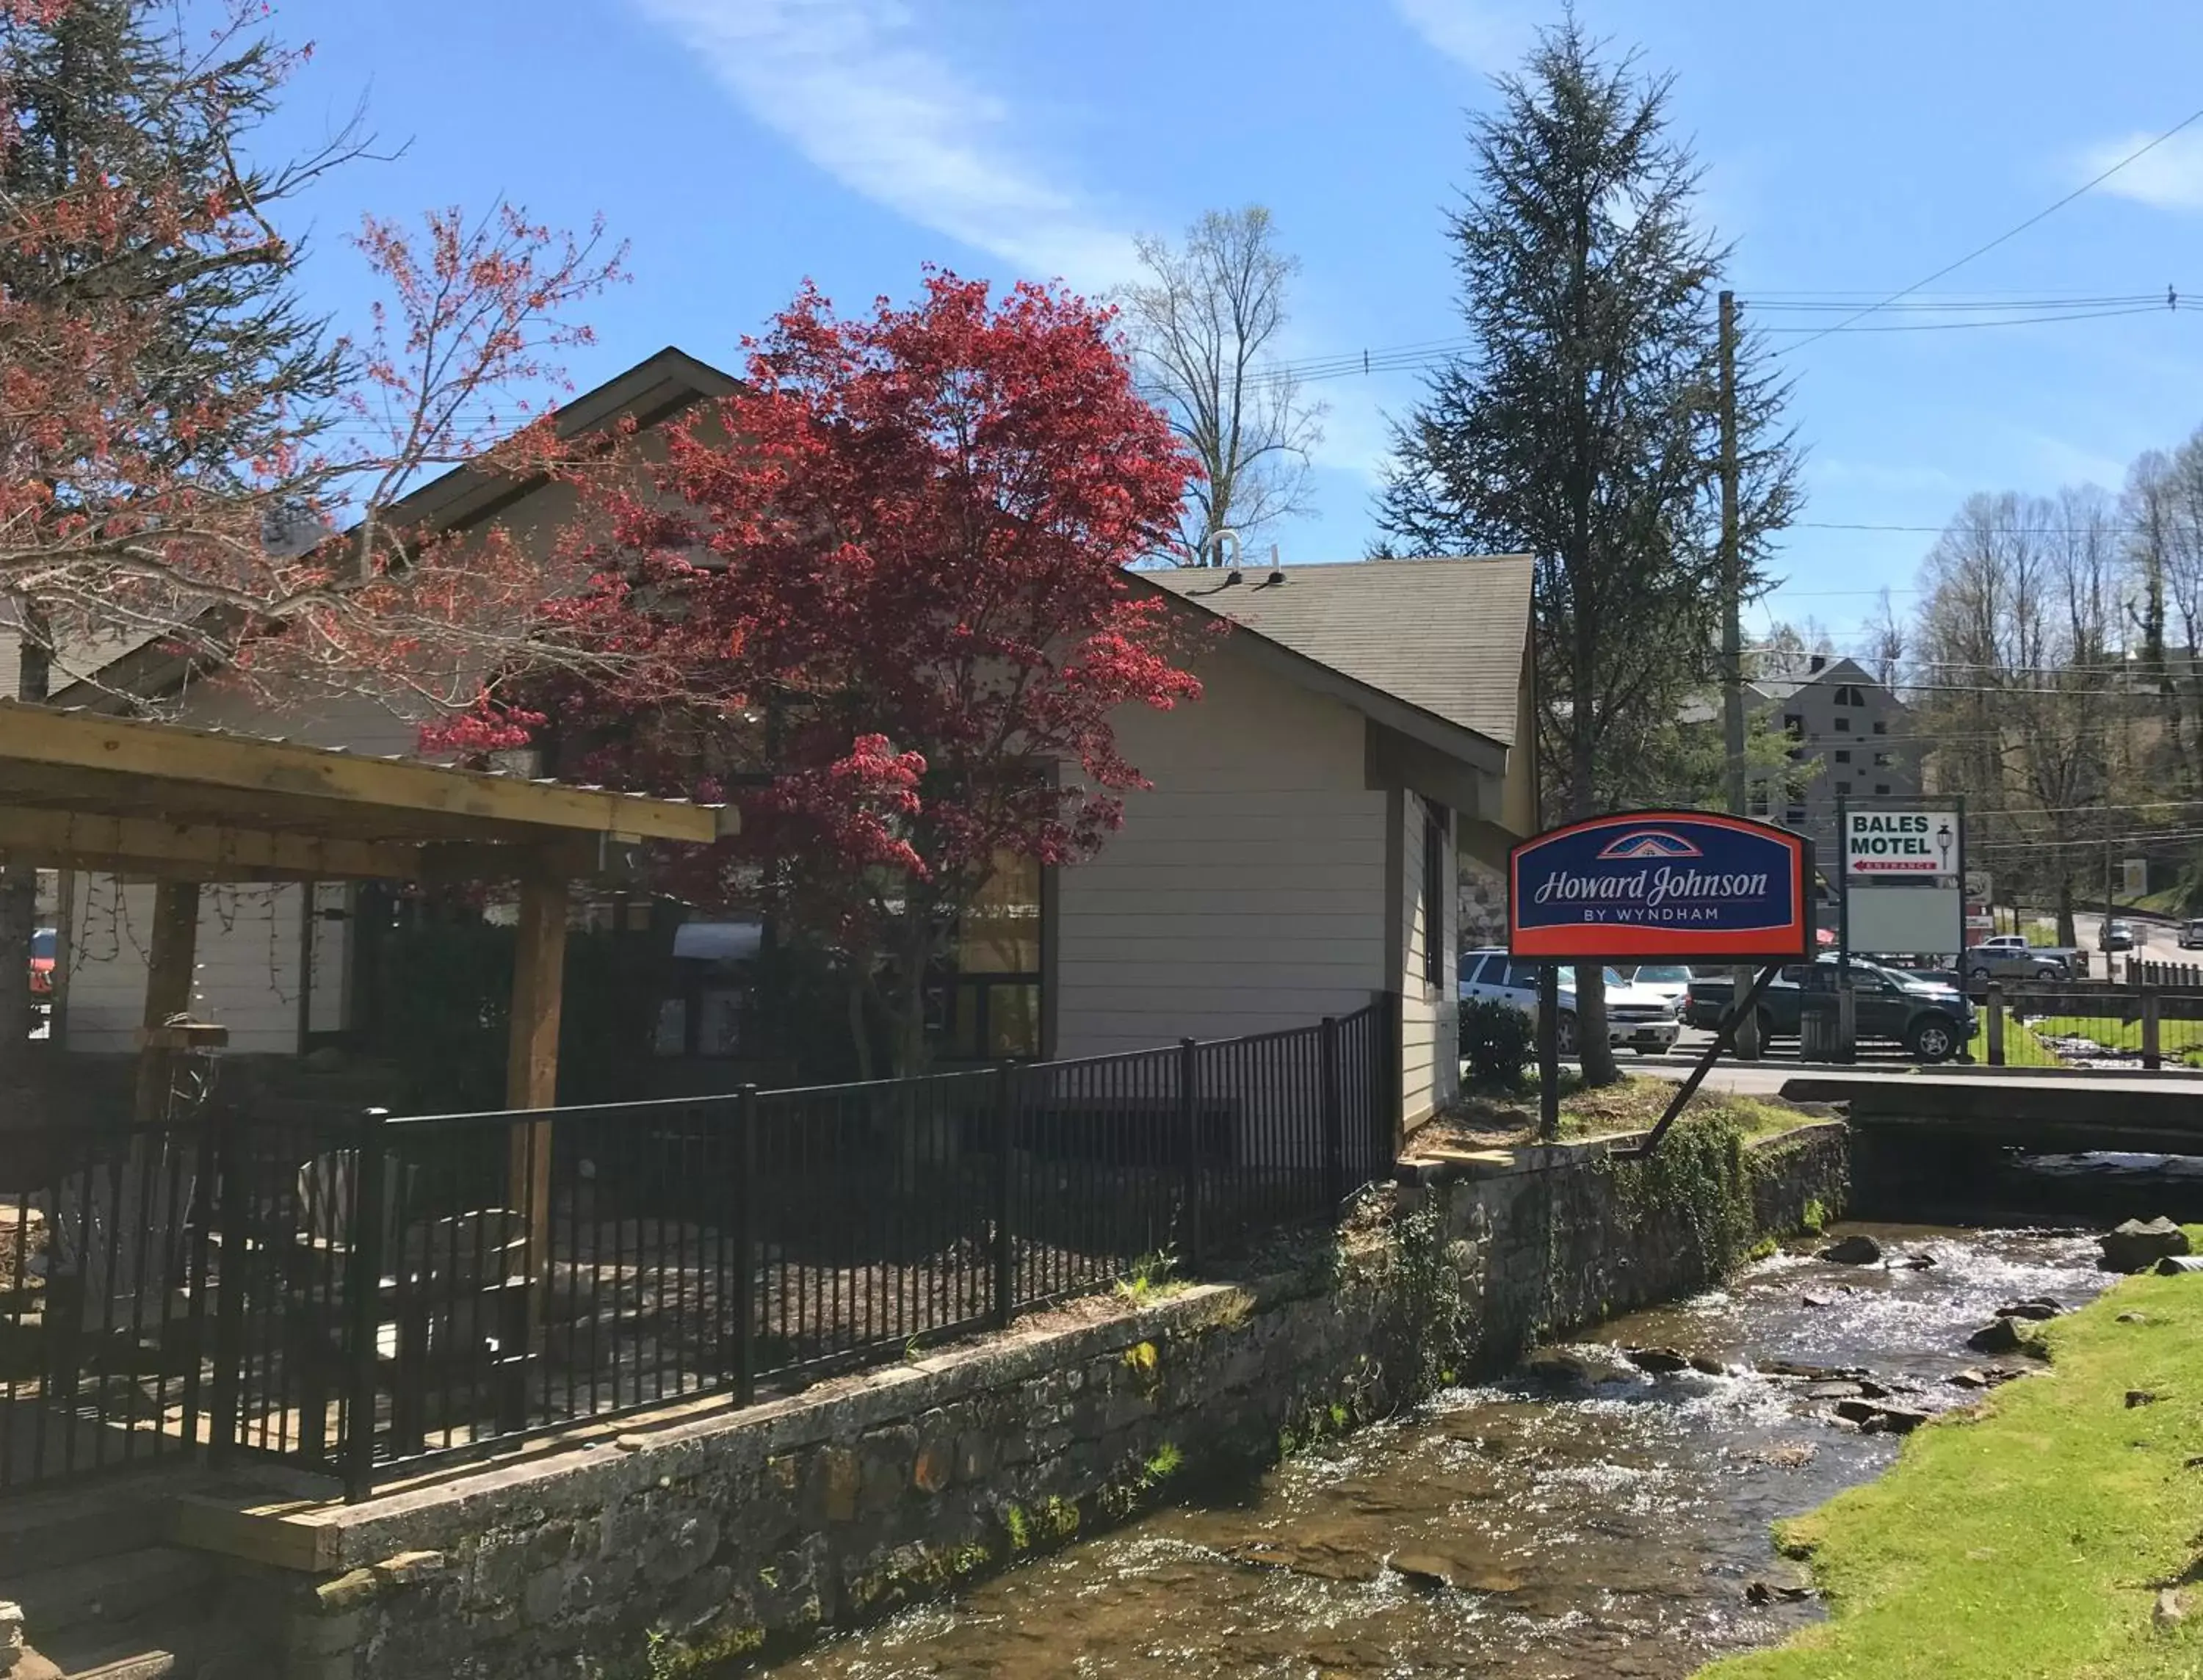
1700,1248,2203,1680
1434,1074,1823,1148
1965,1013,2056,1066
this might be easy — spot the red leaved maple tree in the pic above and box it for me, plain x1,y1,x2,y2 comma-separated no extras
438,272,1202,1075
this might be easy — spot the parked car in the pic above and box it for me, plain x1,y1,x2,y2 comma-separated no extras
1626,963,1693,1018
1459,949,1681,1057
2182,919,2203,951
2105,919,2136,952
1965,933,2074,985
1684,956,1975,1062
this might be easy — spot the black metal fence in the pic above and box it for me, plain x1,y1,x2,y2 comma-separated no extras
0,1001,1394,1500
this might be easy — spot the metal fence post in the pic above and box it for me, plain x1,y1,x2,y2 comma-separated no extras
2141,987,2163,1072
734,1085,758,1407
205,1106,245,1464
178,1106,222,1459
1178,1038,1204,1270
992,1064,1016,1328
341,1107,388,1503
1320,1016,1345,1211
1985,985,2005,1067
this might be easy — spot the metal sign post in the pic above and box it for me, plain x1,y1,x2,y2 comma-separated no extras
1507,809,1815,1158
1836,793,1852,1061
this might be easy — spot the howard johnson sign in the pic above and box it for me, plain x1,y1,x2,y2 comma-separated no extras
1508,811,1813,962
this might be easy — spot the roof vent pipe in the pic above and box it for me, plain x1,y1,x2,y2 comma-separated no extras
1204,528,1242,571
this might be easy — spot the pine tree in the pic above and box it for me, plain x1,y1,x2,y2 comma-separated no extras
1375,15,1797,1084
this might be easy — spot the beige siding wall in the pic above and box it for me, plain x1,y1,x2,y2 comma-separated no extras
1399,794,1460,1126
64,879,307,1055
1052,649,1389,1057
59,675,429,1054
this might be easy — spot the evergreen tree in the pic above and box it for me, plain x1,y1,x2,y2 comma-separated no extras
1375,15,1797,1083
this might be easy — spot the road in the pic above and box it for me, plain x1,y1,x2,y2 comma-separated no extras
2068,910,2193,973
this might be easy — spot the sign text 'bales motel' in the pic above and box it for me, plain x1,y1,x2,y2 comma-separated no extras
1842,809,1958,879
1508,811,1812,963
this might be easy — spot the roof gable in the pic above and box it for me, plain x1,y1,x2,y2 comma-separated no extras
1142,555,1533,750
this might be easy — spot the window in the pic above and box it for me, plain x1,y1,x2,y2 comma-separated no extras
1873,751,1892,767
1872,720,1887,735
1833,716,1851,732
1465,955,1494,986
1782,712,1804,736
1503,958,1541,991
1784,805,1806,825
1833,750,1851,764
1747,789,1770,817
932,851,1044,1060
1833,684,1867,706
1875,783,1891,795
1834,781,1852,795
1422,798,1450,990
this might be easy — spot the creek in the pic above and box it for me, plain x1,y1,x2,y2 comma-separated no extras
762,1223,2107,1679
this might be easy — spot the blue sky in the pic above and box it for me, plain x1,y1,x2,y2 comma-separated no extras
263,0,2203,653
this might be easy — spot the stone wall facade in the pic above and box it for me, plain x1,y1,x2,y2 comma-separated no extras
275,1123,1849,1679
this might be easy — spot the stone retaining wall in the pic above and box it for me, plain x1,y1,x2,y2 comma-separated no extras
277,1121,1849,1679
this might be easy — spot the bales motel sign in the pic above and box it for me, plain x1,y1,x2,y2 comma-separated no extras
1842,809,1958,880
1508,811,1813,963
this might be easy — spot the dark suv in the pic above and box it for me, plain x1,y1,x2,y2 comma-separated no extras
1684,957,1975,1062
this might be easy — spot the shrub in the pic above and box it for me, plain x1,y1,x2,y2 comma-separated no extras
1460,997,1535,1087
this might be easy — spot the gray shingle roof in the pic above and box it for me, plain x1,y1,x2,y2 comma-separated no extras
1143,555,1533,747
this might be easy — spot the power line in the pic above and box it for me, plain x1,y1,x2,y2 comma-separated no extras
1772,103,2203,355
1765,303,2173,336
1238,284,2193,390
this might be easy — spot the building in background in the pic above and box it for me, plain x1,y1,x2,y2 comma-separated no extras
1744,654,1920,855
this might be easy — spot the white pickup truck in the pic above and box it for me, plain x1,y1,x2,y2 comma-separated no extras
1965,934,2077,983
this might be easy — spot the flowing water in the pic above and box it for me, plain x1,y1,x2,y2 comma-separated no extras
765,1224,2108,1680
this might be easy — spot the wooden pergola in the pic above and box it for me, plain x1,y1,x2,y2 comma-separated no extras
0,702,731,1139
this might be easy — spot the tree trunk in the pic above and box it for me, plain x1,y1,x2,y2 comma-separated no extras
1569,707,1621,1086
846,977,875,1083
2055,875,2076,951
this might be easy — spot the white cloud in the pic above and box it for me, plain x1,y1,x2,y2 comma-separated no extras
2078,128,2203,212
1392,0,1533,73
2018,430,2130,493
628,0,1137,285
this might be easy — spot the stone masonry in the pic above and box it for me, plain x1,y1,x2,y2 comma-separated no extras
265,1123,1849,1679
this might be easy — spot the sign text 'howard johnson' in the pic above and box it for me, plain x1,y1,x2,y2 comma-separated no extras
1508,811,1812,962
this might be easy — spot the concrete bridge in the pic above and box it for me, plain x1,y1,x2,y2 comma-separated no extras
1781,1071,2203,1156
1779,1069,2203,1222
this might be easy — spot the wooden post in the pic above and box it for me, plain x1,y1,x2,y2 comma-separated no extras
505,866,568,1348
2141,987,2162,1072
133,880,200,1123
1985,984,2005,1066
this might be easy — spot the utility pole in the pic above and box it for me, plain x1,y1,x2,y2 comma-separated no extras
1719,289,1761,1058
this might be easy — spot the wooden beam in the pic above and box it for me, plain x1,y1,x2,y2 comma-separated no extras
0,807,423,881
132,880,200,1123
505,866,568,1359
0,703,728,844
